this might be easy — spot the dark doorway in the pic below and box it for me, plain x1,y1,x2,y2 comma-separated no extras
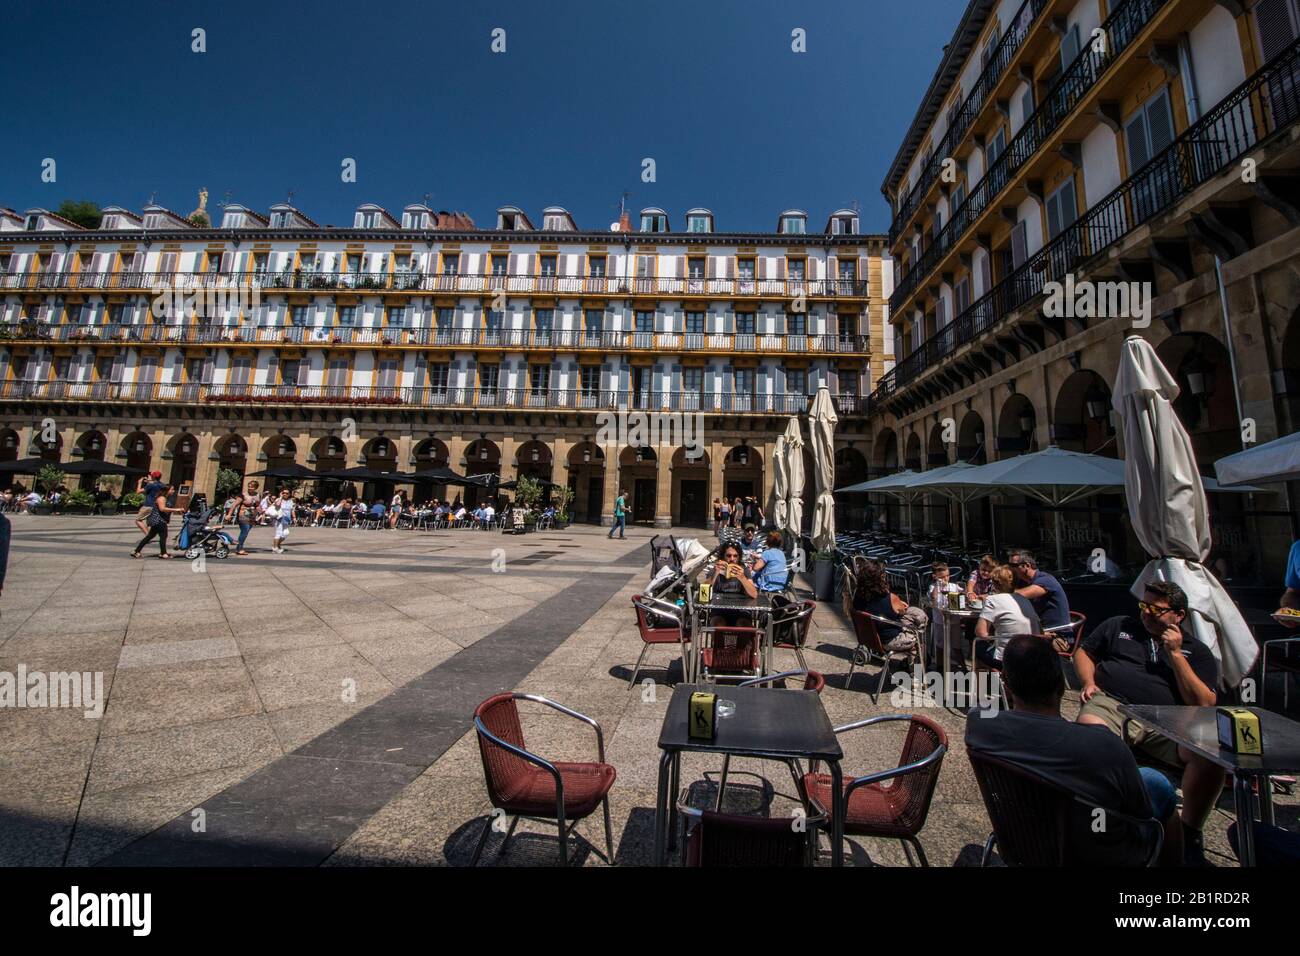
679,479,707,526
633,478,656,523
726,479,755,501
584,475,603,524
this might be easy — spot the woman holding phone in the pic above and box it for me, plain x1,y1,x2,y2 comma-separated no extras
708,543,757,626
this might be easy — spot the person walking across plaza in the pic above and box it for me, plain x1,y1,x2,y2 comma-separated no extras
131,483,183,559
134,470,165,535
608,488,627,539
224,480,260,555
270,489,294,553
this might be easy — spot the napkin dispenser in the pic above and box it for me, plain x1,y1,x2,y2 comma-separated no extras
698,582,712,603
1216,707,1262,755
689,691,717,740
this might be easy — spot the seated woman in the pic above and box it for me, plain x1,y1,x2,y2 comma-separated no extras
707,543,758,627
853,558,928,648
973,564,1042,669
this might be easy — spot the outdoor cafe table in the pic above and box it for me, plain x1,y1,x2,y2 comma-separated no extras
1119,704,1300,866
691,591,776,678
654,683,845,866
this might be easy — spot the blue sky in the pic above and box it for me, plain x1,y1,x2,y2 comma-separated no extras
3,0,969,234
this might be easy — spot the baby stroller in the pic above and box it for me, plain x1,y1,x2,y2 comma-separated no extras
177,495,233,559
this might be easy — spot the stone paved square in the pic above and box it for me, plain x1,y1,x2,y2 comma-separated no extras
0,513,1290,867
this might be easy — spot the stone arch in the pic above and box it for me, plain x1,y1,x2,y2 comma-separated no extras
566,441,605,525
995,392,1039,459
671,446,711,527
957,410,987,464
1053,369,1116,456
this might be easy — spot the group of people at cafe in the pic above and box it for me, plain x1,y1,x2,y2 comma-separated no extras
849,545,1276,865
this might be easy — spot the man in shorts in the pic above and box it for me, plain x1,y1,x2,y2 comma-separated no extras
135,470,165,535
1074,580,1223,863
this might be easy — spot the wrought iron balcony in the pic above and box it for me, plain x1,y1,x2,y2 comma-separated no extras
0,380,869,416
889,0,1051,242
874,37,1300,405
0,270,870,300
891,0,1171,313
0,319,871,356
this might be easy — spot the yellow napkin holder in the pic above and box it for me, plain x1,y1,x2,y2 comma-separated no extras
1216,707,1262,755
689,691,717,740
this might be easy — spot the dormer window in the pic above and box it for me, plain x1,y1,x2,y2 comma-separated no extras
639,212,668,233
356,211,382,228
143,214,164,229
402,211,427,229
543,214,564,230
500,212,520,230
102,215,120,230
781,215,806,235
687,213,712,233
25,216,39,231
830,215,859,235
222,211,245,229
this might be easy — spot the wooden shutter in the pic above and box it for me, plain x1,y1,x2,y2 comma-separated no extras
1011,221,1028,269
298,357,311,386
1257,0,1299,60
1060,24,1080,69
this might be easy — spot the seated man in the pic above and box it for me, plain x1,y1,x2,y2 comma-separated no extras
739,524,761,553
1074,581,1222,864
749,530,789,594
368,500,385,523
967,635,1180,866
1009,549,1071,644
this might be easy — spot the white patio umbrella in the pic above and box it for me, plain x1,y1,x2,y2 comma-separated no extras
1113,335,1258,688
1215,431,1300,486
808,386,838,552
771,434,789,531
782,417,804,536
899,462,983,548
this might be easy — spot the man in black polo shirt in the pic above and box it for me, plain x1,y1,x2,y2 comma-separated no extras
1074,580,1223,864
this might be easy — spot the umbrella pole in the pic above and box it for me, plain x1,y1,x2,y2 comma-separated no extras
961,497,968,550
1054,508,1064,572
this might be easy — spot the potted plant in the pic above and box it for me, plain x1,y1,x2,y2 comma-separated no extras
552,484,574,529
810,547,837,602
63,488,96,514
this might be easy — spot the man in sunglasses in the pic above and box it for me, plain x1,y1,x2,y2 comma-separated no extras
1008,549,1071,632
1074,580,1222,864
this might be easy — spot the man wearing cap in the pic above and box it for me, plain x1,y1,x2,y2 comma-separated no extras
134,471,166,535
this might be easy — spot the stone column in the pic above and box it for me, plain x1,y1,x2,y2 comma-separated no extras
654,446,673,528
600,443,620,526
190,430,218,499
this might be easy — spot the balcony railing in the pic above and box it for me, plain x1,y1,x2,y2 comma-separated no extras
0,270,870,299
889,0,1051,241
0,320,870,355
875,37,1300,403
0,380,869,415
892,0,1170,312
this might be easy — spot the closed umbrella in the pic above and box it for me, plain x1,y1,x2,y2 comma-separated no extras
1113,335,1257,687
771,434,788,531
808,386,838,552
782,417,805,537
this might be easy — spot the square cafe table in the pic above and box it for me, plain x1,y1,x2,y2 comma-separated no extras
654,682,845,866
1119,704,1300,866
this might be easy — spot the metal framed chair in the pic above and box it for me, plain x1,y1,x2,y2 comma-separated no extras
802,714,948,866
848,609,924,702
968,749,1163,867
1044,610,1087,657
699,626,762,684
714,670,826,810
770,599,816,672
471,692,616,867
677,801,826,867
629,595,689,692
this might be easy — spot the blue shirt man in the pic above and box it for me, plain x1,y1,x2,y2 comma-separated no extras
1286,540,1300,591
1010,550,1070,630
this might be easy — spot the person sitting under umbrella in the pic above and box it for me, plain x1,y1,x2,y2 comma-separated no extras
1009,549,1071,647
1074,581,1223,865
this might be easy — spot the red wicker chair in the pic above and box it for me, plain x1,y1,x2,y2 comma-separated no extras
678,804,827,867
968,749,1163,866
700,626,761,683
849,610,924,702
629,594,688,693
471,692,616,867
802,714,948,866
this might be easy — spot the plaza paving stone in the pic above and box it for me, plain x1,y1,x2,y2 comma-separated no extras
0,513,1293,867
